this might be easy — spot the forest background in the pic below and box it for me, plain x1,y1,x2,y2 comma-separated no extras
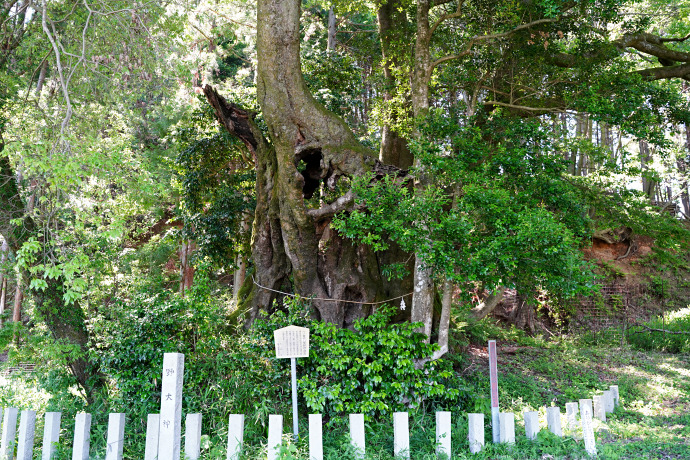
0,0,690,457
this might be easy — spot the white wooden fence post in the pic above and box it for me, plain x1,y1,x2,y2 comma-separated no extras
593,395,606,422
565,402,579,437
267,414,283,460
227,414,245,460
546,407,562,437
16,409,36,460
523,411,539,440
308,414,322,460
467,413,484,453
144,414,160,460
0,407,18,460
610,385,619,407
349,414,365,460
603,390,614,414
72,412,92,460
185,413,202,460
105,413,125,460
435,411,451,459
41,412,61,460
393,412,409,459
158,353,185,460
498,413,515,444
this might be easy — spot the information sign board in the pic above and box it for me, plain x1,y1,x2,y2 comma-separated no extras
274,326,310,358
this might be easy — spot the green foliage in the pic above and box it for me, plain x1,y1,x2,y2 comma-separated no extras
334,111,596,300
251,297,462,421
626,307,690,354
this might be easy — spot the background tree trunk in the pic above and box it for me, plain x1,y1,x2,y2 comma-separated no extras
377,0,413,169
0,239,7,325
510,293,536,333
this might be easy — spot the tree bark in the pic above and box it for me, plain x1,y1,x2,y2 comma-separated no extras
510,293,536,334
179,240,196,297
639,139,655,199
12,278,22,323
0,238,7,325
327,6,336,52
0,277,6,325
433,278,453,359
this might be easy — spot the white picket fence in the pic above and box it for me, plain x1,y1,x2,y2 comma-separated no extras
0,352,620,459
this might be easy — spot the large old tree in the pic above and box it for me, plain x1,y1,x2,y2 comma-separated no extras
205,0,690,335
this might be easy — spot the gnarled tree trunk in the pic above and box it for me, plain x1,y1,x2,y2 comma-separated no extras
204,0,412,327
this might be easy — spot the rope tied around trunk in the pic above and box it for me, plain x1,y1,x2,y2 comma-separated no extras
252,275,413,305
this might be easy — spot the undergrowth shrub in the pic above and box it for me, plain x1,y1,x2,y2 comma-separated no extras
251,297,463,422
626,307,690,353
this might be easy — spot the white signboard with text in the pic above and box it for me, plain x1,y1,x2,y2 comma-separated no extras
274,325,310,358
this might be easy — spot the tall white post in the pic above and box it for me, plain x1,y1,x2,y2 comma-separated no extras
393,412,409,459
227,414,245,460
468,413,484,453
105,413,125,460
159,353,185,460
580,400,597,456
267,414,283,460
42,412,61,460
435,411,451,458
72,412,92,460
546,407,562,437
308,414,322,460
16,409,36,460
523,411,539,440
488,340,500,443
0,406,18,460
144,414,160,460
185,413,202,460
349,413,365,460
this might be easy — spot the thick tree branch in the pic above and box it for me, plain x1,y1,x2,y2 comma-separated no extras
637,63,690,81
469,287,507,321
203,84,265,162
306,190,355,220
619,32,690,64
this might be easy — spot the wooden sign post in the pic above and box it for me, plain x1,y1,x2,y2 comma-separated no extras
274,325,310,442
